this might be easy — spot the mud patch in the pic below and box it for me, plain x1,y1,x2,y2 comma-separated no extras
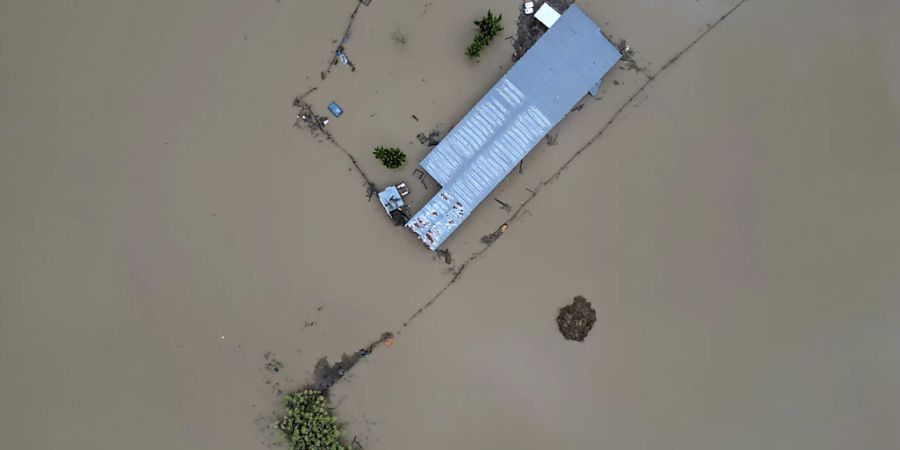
512,0,573,60
556,295,596,342
308,332,393,393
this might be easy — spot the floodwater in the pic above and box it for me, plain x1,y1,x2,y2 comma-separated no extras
1,0,898,449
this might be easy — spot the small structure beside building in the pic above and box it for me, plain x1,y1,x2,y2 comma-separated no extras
378,183,410,226
406,5,620,250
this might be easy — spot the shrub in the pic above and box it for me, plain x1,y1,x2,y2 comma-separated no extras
273,390,348,450
465,10,503,59
373,146,406,169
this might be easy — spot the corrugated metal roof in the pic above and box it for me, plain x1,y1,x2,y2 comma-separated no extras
407,5,620,250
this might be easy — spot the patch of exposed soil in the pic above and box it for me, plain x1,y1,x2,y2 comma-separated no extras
512,0,574,60
556,295,596,341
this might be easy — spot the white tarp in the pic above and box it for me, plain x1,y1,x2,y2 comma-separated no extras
535,3,561,28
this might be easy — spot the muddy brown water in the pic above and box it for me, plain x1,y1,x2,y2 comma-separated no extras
2,0,898,449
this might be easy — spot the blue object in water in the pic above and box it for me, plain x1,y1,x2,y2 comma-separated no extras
327,102,343,117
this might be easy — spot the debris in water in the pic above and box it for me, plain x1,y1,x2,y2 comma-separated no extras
292,97,378,199
435,248,452,264
556,295,596,342
263,351,285,374
416,128,442,146
391,27,409,46
336,49,350,65
321,0,368,79
493,197,512,213
480,223,509,244
546,132,558,145
615,39,645,74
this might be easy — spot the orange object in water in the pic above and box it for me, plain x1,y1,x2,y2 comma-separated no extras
383,336,394,347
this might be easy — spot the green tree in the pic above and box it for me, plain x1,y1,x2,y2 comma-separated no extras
373,146,406,169
273,390,348,450
466,10,503,59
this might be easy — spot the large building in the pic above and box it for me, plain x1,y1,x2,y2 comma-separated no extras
406,5,621,250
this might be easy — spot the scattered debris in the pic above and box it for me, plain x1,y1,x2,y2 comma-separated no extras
412,168,430,190
294,100,330,134
480,223,508,244
493,197,512,213
293,97,377,199
336,50,349,65
435,248,452,265
545,132,558,145
263,351,285,374
570,103,584,112
334,47,357,71
416,128,442,146
322,0,369,80
617,39,634,60
292,87,318,107
391,27,409,46
411,114,419,122
615,39,645,74
556,295,596,342
512,0,573,60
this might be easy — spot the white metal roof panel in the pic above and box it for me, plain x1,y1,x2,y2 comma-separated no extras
409,5,620,250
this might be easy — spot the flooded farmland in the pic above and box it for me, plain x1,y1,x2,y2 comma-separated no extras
1,0,898,449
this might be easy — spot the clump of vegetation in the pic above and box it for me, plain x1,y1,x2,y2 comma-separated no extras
465,10,503,59
373,146,406,169
273,390,348,450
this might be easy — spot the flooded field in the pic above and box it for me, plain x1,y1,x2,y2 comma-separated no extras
1,0,898,449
